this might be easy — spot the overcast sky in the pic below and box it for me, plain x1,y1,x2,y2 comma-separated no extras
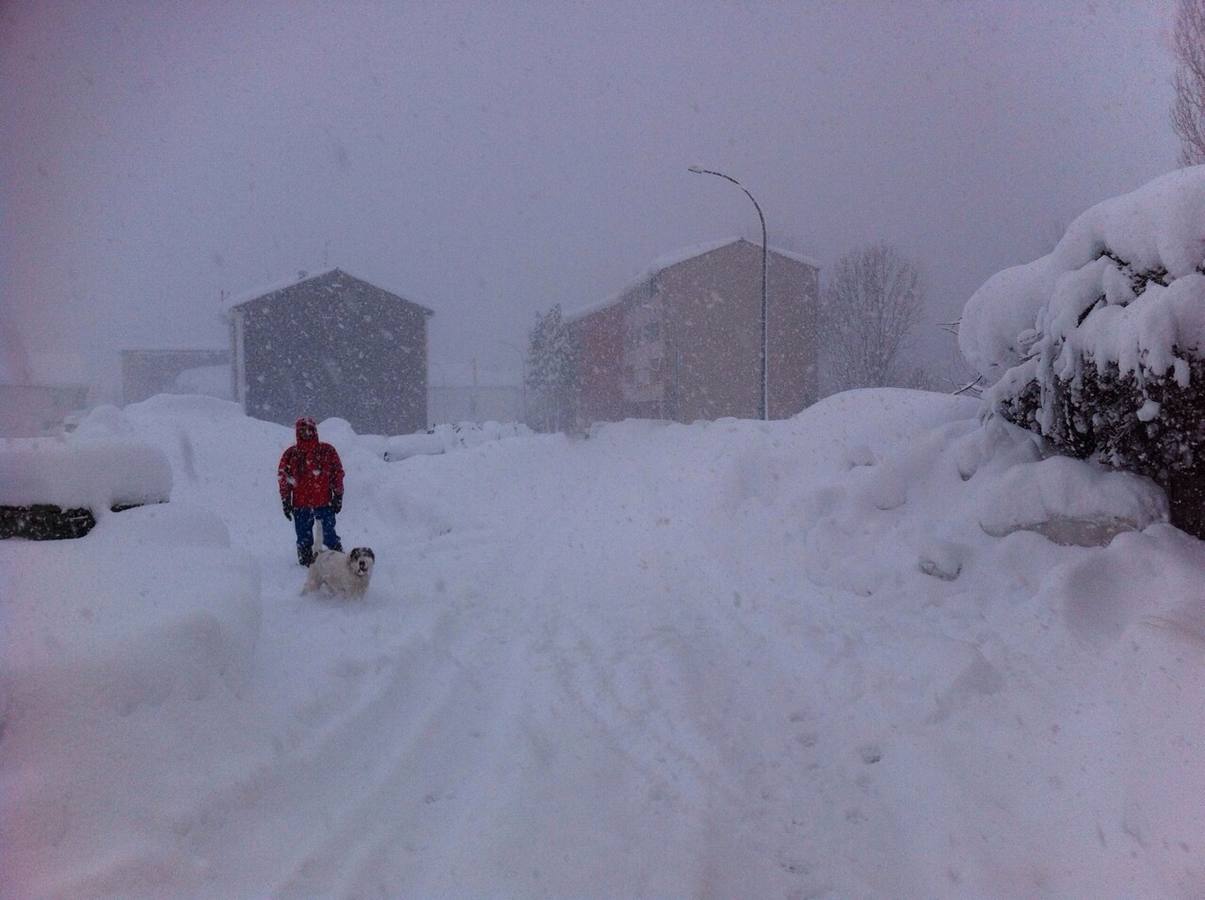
1,0,1180,395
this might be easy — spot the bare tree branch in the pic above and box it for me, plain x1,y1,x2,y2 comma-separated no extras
1172,0,1205,166
819,242,927,393
952,376,983,397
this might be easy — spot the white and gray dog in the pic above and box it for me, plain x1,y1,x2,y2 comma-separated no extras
302,547,375,597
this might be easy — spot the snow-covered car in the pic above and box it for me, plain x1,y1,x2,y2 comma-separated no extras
0,439,173,539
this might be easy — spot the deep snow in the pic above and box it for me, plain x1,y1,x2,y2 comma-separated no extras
3,391,1205,898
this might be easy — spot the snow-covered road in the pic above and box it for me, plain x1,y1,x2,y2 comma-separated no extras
5,391,1205,898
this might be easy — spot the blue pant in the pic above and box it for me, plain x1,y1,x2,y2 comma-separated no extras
293,505,341,555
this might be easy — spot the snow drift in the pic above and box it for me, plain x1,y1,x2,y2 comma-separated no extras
2,391,1204,897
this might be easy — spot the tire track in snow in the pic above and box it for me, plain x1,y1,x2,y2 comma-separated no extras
159,517,521,895
273,636,521,896
167,611,464,889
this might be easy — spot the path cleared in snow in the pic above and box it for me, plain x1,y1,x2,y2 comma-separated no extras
4,391,1205,898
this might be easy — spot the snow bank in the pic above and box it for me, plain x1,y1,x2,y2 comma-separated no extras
797,398,1170,604
172,364,233,400
0,503,261,895
0,440,172,510
960,165,1205,382
100,394,252,434
3,388,1204,897
379,420,531,461
976,453,1167,544
2,530,257,682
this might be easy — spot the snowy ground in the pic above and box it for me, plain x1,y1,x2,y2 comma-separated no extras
3,390,1205,898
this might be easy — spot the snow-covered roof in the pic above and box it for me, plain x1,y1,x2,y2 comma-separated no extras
564,280,646,325
960,165,1205,382
648,236,819,272
565,237,819,323
223,267,435,316
771,246,822,269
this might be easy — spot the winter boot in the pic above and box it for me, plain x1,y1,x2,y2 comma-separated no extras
297,545,315,567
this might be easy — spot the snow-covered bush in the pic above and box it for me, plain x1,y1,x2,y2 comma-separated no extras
960,166,1205,535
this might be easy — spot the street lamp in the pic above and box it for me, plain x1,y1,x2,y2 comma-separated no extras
687,165,769,421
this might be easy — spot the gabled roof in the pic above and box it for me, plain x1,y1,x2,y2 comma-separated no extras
564,238,819,323
223,268,435,316
648,236,819,273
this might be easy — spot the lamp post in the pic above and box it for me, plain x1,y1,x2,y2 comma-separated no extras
687,165,769,421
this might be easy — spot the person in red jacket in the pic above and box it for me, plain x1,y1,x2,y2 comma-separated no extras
278,416,344,566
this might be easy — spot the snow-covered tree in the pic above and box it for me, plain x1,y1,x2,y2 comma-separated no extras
1172,0,1205,166
524,304,578,433
819,242,928,394
959,167,1205,536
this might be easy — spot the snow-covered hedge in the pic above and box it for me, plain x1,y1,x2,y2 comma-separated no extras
960,166,1205,534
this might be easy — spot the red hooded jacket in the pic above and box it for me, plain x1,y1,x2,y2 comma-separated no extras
278,417,345,509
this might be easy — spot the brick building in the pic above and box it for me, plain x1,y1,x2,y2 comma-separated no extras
566,238,820,425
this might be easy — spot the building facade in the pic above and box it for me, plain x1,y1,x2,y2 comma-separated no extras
227,269,433,435
566,239,820,425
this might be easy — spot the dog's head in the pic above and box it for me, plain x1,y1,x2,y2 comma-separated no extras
349,547,375,578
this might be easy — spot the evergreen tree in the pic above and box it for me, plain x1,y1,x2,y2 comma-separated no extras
524,304,579,433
